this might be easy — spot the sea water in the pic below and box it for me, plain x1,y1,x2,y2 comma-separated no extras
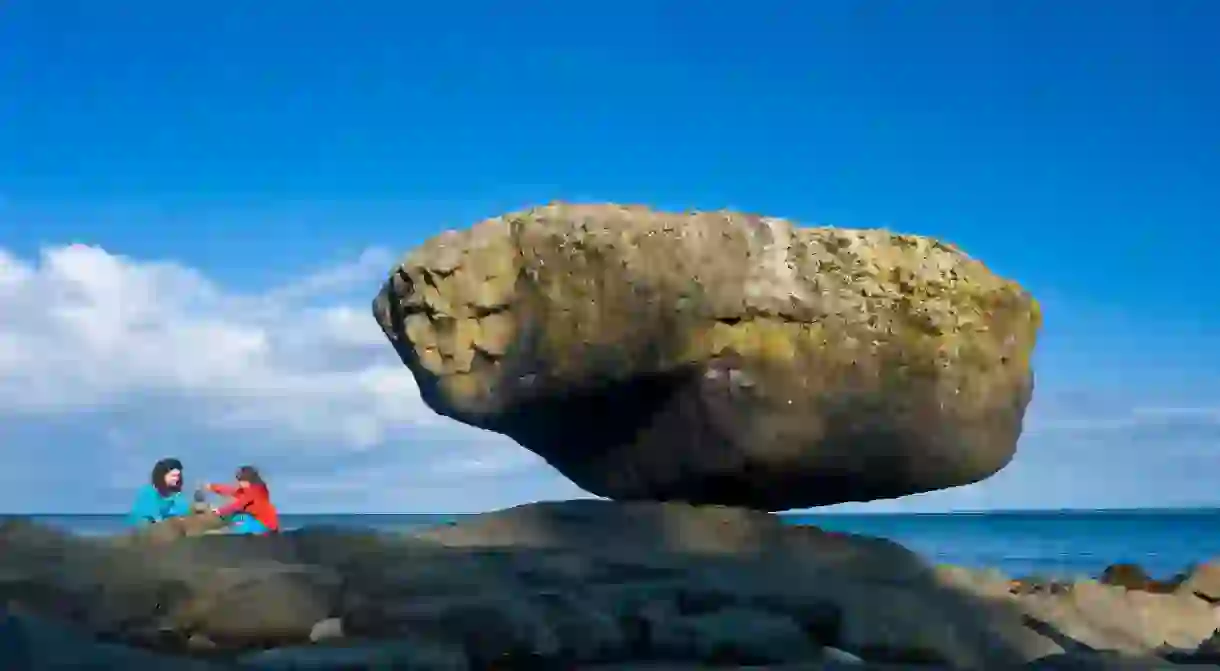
10,509,1220,580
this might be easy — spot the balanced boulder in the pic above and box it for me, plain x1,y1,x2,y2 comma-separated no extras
372,203,1041,510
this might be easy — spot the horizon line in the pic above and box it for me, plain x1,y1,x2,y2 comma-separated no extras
6,505,1220,517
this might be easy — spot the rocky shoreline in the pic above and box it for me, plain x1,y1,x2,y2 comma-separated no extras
4,500,1220,670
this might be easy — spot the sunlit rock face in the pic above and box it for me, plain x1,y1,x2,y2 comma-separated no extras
373,203,1041,511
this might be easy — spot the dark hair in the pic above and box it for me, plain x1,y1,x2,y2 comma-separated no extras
235,465,266,487
151,458,184,496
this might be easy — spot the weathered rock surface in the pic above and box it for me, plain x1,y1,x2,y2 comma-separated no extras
120,511,230,545
0,605,224,670
373,203,1042,510
5,502,1220,669
1180,560,1220,602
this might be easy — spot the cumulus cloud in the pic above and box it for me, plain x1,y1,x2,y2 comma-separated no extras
0,244,422,445
0,243,569,513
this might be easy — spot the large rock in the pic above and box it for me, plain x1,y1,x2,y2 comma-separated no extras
0,520,341,651
1018,580,1220,655
7,503,1220,668
373,202,1041,509
1179,560,1220,602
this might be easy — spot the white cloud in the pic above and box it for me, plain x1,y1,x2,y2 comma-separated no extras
262,247,396,304
1021,399,1220,436
0,244,425,445
1132,406,1220,423
0,243,572,513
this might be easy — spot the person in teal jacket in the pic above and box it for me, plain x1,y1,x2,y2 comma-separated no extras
127,457,192,526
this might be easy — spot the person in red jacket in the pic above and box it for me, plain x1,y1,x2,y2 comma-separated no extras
206,465,280,534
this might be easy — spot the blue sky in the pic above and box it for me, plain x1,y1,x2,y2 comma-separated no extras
0,1,1217,513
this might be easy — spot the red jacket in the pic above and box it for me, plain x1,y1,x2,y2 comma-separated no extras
209,483,280,532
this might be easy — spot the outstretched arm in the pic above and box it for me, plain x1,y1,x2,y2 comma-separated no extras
215,491,252,517
208,483,239,496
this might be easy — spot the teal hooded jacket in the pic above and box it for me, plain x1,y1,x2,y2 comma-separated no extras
127,458,193,526
127,484,191,526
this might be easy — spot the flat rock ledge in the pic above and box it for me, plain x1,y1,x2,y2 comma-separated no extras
3,501,1220,670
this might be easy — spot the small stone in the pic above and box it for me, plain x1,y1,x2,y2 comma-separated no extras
821,645,864,664
187,633,217,651
308,617,343,643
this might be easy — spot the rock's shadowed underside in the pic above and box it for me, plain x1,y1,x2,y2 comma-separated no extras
373,203,1041,510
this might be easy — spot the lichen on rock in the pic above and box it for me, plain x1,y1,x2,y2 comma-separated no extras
373,202,1041,510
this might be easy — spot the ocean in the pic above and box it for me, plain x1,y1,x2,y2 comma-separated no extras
10,509,1220,581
